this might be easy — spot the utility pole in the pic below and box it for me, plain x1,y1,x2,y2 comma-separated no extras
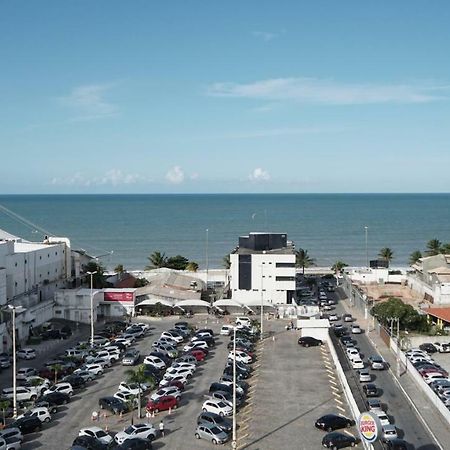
260,264,264,341
87,271,97,347
206,228,209,290
232,326,237,449
364,226,369,268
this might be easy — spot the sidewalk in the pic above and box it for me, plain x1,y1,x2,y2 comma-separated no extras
339,290,450,449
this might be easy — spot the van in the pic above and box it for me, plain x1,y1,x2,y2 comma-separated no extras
235,317,251,327
220,325,234,336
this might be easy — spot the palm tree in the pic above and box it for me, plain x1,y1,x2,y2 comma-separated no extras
409,250,422,265
440,243,450,254
222,255,231,269
426,239,442,256
378,248,394,264
331,261,348,274
114,264,125,274
125,365,155,419
295,249,315,275
145,251,167,270
50,364,62,384
186,261,199,272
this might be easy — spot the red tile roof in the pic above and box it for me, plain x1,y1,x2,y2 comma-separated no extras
115,274,137,289
424,307,450,323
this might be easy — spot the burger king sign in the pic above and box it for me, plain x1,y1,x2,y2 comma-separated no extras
358,411,381,443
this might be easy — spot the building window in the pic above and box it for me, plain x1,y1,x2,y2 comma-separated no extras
15,262,17,267
24,259,27,264
55,252,58,256
276,276,295,282
276,262,295,268
15,282,18,287
252,289,258,291
48,271,50,275
40,256,42,260
48,254,50,258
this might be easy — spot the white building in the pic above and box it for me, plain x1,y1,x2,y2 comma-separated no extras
408,254,450,305
0,229,72,350
230,232,296,306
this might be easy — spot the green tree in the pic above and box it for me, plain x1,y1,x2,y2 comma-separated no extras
50,364,62,384
426,239,442,256
409,250,422,265
124,365,155,419
166,255,189,270
223,255,231,269
114,264,125,274
440,243,450,254
83,261,107,288
378,247,394,264
134,278,149,288
145,251,167,270
295,249,315,275
0,399,10,425
186,261,199,272
331,261,348,274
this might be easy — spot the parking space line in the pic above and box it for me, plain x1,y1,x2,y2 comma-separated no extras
343,430,355,437
329,379,338,385
336,405,346,413
334,398,344,404
239,433,249,440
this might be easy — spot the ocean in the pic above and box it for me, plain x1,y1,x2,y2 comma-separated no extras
0,194,449,270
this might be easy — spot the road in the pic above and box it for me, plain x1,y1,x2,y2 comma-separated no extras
332,287,439,450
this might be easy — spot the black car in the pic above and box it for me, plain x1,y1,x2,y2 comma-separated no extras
223,366,250,380
197,411,233,433
99,396,129,414
63,374,86,389
41,329,69,340
220,374,249,392
8,416,42,434
322,432,358,449
363,383,378,397
419,343,437,354
41,392,71,405
315,414,355,432
72,435,109,450
143,365,163,382
116,438,153,449
384,438,409,450
298,336,323,347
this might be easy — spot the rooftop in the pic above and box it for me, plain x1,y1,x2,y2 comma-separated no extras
424,307,450,324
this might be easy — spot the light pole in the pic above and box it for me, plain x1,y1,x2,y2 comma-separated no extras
5,304,25,418
232,326,237,449
205,228,209,290
87,271,97,347
260,264,264,341
364,226,369,268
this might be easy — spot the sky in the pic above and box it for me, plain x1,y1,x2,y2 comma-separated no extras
1,0,450,194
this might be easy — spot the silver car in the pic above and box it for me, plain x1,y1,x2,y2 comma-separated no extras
122,350,140,366
195,423,229,445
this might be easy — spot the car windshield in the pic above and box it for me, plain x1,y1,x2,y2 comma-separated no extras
210,426,222,435
124,426,136,434
96,430,107,437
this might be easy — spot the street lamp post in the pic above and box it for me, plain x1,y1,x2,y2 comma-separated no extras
364,226,369,268
260,265,264,341
232,326,237,449
205,228,209,291
87,271,97,347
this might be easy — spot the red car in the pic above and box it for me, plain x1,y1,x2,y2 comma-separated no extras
166,380,185,391
146,395,178,413
419,367,448,377
189,350,206,362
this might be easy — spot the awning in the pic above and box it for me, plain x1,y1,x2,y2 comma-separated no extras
174,299,211,308
136,299,174,307
237,298,277,308
213,299,245,308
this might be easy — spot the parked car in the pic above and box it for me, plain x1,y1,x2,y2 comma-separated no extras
43,382,73,397
202,399,233,417
351,325,362,334
98,396,129,415
114,424,157,445
384,438,409,450
118,382,150,396
16,349,36,360
146,395,178,413
17,406,51,423
115,438,153,450
16,367,38,381
419,343,438,353
79,426,113,445
197,411,232,433
122,350,140,366
367,399,383,412
7,416,42,434
381,424,398,441
363,384,378,397
220,325,234,336
374,410,390,426
359,370,371,383
2,386,39,402
71,435,109,450
150,387,181,401
434,342,450,353
40,392,71,406
194,423,229,445
322,431,358,448
315,414,355,432
352,359,364,370
63,374,86,389
298,336,323,347
143,355,166,370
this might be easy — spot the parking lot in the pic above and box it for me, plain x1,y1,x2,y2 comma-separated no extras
237,320,355,450
0,316,239,449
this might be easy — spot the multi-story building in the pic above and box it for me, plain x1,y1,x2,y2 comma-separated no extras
229,232,296,306
0,229,72,350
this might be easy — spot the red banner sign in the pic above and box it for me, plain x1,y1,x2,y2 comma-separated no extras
104,292,134,302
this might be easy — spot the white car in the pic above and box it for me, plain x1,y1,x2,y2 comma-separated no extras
113,338,134,347
359,370,371,382
150,386,181,401
423,373,447,384
347,348,360,361
228,351,252,364
17,406,51,423
161,331,183,343
328,314,339,322
83,363,104,376
159,374,189,387
170,362,196,371
220,325,234,336
351,325,362,334
153,337,178,348
164,367,194,379
23,376,51,394
96,350,119,364
2,386,40,402
114,423,157,445
352,359,364,370
118,382,149,396
79,426,113,445
0,428,23,447
434,342,450,353
16,348,36,360
235,317,251,327
16,367,37,381
219,380,244,396
43,382,73,396
91,335,109,345
374,410,390,426
183,341,208,352
382,424,398,441
114,391,138,407
143,355,166,370
202,399,233,417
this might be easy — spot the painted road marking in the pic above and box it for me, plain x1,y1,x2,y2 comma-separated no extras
337,405,346,413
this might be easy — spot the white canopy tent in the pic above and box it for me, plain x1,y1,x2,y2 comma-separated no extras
213,299,245,308
137,298,174,307
174,299,211,308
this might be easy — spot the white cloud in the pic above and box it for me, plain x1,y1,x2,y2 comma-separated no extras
59,83,118,120
165,166,185,184
252,31,277,42
208,77,450,104
190,172,199,180
248,168,271,182
51,169,144,187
